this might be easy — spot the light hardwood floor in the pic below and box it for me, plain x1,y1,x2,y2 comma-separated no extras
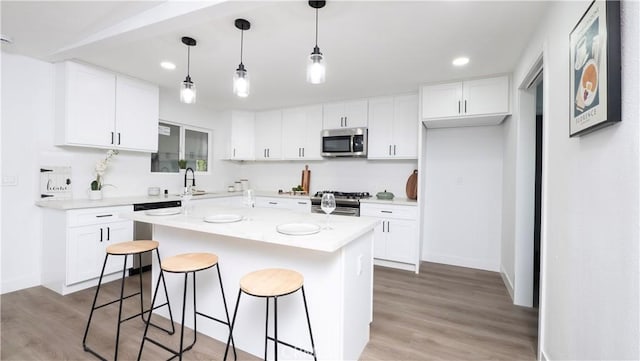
1,262,537,360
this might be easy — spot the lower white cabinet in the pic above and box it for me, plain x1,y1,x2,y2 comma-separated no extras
42,205,133,295
360,203,419,273
255,197,311,213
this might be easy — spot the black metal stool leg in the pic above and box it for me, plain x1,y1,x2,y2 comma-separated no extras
144,249,175,335
301,286,317,361
82,253,110,360
177,272,189,361
216,265,237,360
180,271,198,353
138,252,146,322
265,297,270,361
137,267,164,361
224,290,243,361
113,255,129,361
274,296,278,361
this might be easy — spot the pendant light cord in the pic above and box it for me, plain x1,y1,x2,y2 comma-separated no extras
186,46,191,77
240,28,244,65
315,8,319,47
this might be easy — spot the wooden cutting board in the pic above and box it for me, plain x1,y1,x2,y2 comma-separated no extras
301,165,311,194
406,169,418,200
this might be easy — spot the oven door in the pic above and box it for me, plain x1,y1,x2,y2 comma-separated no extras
311,205,360,217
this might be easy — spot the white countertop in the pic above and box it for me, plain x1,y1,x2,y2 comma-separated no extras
360,197,418,206
35,191,310,210
121,205,378,253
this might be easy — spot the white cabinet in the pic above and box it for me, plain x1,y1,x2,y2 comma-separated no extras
282,105,323,160
421,75,510,128
227,111,255,160
255,197,311,213
54,61,159,152
191,195,242,207
360,203,419,273
368,94,418,159
255,110,283,160
42,205,133,295
323,99,368,129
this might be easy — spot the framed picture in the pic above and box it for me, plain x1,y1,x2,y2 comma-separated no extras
569,0,621,137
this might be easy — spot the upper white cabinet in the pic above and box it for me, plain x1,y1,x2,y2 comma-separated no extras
226,111,255,160
254,110,283,160
368,94,418,159
421,75,510,128
323,99,368,129
54,61,159,152
282,105,323,160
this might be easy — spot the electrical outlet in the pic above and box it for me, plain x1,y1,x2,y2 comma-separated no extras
2,175,17,186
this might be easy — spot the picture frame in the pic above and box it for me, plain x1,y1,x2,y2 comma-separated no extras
569,0,621,137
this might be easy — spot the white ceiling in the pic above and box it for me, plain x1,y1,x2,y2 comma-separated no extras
1,1,549,112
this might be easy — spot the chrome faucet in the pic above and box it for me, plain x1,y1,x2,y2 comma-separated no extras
184,167,195,191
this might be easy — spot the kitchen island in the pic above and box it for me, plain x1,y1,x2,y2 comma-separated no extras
122,204,378,361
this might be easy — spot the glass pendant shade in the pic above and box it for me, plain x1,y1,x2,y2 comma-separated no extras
180,77,196,104
306,49,325,84
233,65,250,98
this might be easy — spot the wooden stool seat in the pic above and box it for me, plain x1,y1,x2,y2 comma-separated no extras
106,240,159,255
162,253,219,273
240,268,304,297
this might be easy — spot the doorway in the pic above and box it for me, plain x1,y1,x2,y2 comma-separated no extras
533,80,543,308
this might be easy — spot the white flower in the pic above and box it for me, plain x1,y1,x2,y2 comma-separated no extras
93,150,118,184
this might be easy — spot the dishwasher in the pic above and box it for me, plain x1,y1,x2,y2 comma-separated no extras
131,200,181,274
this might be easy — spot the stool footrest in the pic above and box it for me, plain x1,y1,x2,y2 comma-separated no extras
93,291,141,310
266,336,315,356
195,311,230,326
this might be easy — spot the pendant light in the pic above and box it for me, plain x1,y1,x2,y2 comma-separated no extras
180,36,197,104
233,19,251,98
307,0,326,84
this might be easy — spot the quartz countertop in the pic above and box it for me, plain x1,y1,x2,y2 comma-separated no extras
121,204,378,253
360,197,418,206
35,191,310,210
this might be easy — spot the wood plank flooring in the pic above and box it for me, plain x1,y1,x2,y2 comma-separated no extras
1,262,537,360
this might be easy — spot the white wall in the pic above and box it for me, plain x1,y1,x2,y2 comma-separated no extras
237,159,417,197
512,1,639,359
422,125,503,271
500,114,516,295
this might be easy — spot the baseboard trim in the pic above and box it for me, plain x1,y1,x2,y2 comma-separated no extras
540,349,549,361
1,274,41,295
500,266,515,301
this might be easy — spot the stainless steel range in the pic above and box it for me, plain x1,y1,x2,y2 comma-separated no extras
310,191,371,217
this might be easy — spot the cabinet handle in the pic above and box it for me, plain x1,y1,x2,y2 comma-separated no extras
302,148,305,157
264,149,266,158
464,100,467,113
345,116,348,127
394,145,397,155
268,201,278,205
118,133,121,145
387,221,390,233
107,227,110,241
340,117,344,127
381,210,393,213
267,149,270,158
458,101,461,114
111,132,115,145
297,201,307,205
233,148,236,157
389,145,392,155
298,148,301,157
100,228,103,242
96,214,113,218
382,221,385,232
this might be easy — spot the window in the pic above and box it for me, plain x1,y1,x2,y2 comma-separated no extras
151,121,211,173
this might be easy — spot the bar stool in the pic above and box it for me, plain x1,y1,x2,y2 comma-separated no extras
224,268,317,361
138,253,236,361
83,240,175,361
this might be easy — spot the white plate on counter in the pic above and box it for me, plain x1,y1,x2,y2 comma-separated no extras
204,214,243,223
145,208,181,216
276,223,321,236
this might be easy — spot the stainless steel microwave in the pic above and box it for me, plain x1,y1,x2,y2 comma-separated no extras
321,128,367,157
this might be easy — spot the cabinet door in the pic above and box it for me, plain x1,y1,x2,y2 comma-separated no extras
343,99,368,128
67,225,104,285
385,219,418,264
462,76,510,116
301,105,323,159
103,220,134,274
367,97,394,159
421,82,463,119
392,94,418,158
115,76,159,152
255,197,288,209
230,111,255,160
372,221,386,259
322,102,345,129
254,110,282,160
64,62,116,147
282,107,306,159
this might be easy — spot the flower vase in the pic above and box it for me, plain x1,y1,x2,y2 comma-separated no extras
88,190,103,200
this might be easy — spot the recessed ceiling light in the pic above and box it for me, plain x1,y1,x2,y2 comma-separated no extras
452,57,470,66
160,61,176,70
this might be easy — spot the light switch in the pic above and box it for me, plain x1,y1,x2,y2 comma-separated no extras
2,175,18,186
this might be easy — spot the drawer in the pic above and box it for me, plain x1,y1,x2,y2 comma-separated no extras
360,204,417,220
67,205,133,227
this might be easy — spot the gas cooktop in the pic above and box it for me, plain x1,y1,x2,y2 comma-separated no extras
311,191,371,200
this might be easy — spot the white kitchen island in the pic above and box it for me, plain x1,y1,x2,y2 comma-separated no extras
123,204,378,361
